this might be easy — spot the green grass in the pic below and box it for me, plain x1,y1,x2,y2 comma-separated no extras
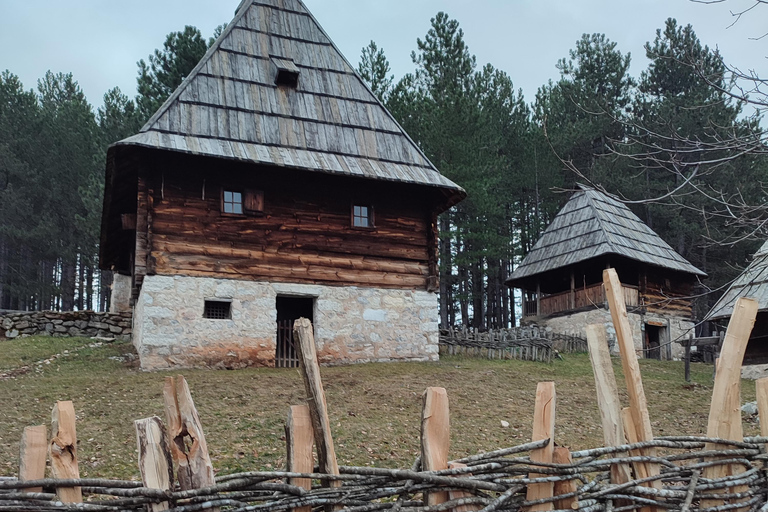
0,336,98,371
0,337,757,481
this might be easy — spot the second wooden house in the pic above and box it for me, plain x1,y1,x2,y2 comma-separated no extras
99,0,465,369
506,185,705,359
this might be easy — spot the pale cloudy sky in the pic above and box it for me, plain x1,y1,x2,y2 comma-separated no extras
0,0,765,108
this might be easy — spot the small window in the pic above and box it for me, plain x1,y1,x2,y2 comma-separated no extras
204,300,231,319
223,190,243,214
352,204,373,228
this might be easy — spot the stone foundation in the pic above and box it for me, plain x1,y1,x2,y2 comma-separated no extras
1,310,132,339
533,308,694,360
110,273,132,313
133,275,439,369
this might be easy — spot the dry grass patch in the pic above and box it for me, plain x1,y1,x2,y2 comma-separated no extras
0,336,757,480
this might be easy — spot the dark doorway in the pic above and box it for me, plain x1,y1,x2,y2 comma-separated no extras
645,324,663,360
276,296,314,368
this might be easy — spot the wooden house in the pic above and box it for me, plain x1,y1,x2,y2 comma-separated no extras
98,0,465,369
505,185,704,359
705,241,768,364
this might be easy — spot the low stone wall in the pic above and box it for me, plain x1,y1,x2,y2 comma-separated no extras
0,310,132,340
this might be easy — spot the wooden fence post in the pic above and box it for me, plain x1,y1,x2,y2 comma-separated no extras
50,400,82,503
684,333,692,383
294,318,341,493
525,381,555,512
135,416,173,512
422,386,450,506
19,425,47,493
163,375,215,491
703,297,757,508
552,447,577,510
286,405,314,512
585,324,631,486
603,269,660,492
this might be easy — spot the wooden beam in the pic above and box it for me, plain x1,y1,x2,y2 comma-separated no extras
19,425,47,493
756,377,768,440
286,405,314,512
552,447,577,510
703,297,758,508
49,401,82,503
585,324,631,485
448,462,481,512
526,381,556,512
603,268,660,490
293,318,340,490
135,416,173,512
421,387,450,506
163,375,215,491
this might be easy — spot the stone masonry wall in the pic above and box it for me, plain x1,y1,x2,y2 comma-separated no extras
1,310,132,340
536,308,694,360
134,275,439,370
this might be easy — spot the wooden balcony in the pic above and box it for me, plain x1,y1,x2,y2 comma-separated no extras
524,283,639,318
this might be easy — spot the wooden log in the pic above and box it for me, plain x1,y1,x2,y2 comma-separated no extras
163,375,215,491
49,400,82,503
421,387,450,506
18,425,47,493
685,334,692,383
756,377,768,440
135,416,173,512
286,405,314,512
525,382,555,512
585,324,631,486
293,318,341,490
552,447,577,510
447,462,481,512
703,297,758,508
603,268,660,490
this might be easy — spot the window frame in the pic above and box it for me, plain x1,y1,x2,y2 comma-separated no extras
221,188,244,216
203,299,232,320
351,203,375,230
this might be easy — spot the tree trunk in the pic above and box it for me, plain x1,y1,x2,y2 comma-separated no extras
76,253,85,311
60,256,76,311
438,215,451,329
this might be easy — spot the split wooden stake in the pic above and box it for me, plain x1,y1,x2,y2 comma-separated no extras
585,324,632,486
135,416,173,512
603,269,661,491
421,387,450,506
293,318,341,492
50,400,82,503
525,381,555,512
448,462,481,512
163,375,215,491
552,447,577,510
756,377,768,440
286,405,314,512
19,425,47,493
703,297,758,509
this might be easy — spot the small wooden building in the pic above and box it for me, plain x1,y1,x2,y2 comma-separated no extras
705,241,768,364
506,185,705,359
99,0,465,369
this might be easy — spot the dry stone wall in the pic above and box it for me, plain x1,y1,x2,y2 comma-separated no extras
0,310,132,340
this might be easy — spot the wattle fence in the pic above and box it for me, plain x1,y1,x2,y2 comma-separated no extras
439,326,588,362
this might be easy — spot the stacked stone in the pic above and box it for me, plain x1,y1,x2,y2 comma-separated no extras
0,311,132,340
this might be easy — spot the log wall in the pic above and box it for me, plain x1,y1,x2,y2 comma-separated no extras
133,153,439,293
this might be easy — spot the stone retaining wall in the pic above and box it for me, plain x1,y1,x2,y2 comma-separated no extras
1,310,132,340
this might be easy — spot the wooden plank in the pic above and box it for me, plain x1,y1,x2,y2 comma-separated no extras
757,377,768,439
18,425,47,493
286,405,314,512
603,268,660,490
526,381,555,512
703,297,758,508
135,416,173,512
447,462,481,512
552,447,577,510
421,387,450,506
49,400,82,503
585,324,631,485
293,318,340,490
163,375,216,491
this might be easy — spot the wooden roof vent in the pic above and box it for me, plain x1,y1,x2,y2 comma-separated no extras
271,57,300,88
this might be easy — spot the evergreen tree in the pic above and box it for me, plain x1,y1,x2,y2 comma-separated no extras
357,41,394,102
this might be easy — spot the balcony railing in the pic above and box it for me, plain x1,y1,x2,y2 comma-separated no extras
524,283,639,318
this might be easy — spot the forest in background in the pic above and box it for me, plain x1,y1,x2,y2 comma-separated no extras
0,13,764,328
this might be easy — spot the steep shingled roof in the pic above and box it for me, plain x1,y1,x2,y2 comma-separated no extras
506,185,705,286
705,241,768,320
112,0,464,198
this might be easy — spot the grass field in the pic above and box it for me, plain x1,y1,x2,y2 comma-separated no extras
0,336,758,481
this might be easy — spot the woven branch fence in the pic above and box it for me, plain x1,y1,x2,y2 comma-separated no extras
0,271,766,512
439,326,588,362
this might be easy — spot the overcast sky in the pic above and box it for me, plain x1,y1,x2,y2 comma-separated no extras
0,1,765,110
